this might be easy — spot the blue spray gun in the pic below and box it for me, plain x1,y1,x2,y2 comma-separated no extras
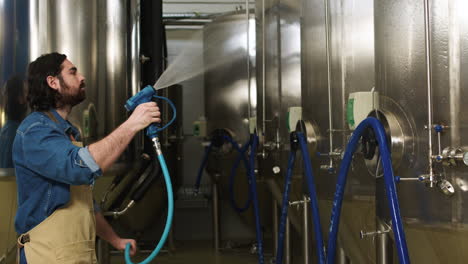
123,85,177,264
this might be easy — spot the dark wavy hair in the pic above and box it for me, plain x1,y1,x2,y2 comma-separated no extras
27,52,67,111
2,75,28,121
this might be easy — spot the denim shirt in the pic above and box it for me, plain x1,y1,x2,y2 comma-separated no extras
13,109,102,235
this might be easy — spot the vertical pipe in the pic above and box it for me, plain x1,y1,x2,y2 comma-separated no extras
212,182,220,251
423,0,434,187
130,0,141,97
376,220,392,264
448,0,462,224
96,238,110,264
246,0,251,119
337,246,347,264
324,0,334,168
273,198,279,258
285,218,291,264
169,227,176,252
261,0,266,136
303,195,309,264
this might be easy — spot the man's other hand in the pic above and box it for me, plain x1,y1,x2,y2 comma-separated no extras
111,238,138,256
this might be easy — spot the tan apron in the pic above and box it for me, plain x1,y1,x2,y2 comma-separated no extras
17,140,98,264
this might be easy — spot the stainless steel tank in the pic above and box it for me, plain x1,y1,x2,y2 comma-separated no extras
203,12,274,235
29,0,134,143
302,0,376,199
301,0,376,262
374,0,468,262
254,0,307,243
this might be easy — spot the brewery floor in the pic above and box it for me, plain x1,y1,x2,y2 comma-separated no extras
109,240,261,264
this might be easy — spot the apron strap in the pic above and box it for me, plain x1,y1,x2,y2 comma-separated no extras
17,233,30,249
16,233,30,264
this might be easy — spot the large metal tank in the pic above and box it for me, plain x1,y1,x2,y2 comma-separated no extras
29,0,129,144
374,0,468,262
255,0,305,254
203,12,275,238
301,0,377,262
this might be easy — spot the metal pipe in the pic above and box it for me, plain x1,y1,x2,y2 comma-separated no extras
246,0,251,119
163,1,254,5
376,220,391,264
97,238,110,264
337,246,347,264
212,182,220,251
261,0,266,139
102,200,135,217
303,195,309,264
266,179,302,233
285,218,291,264
273,197,279,259
423,0,435,187
169,227,176,252
162,12,213,18
324,0,334,169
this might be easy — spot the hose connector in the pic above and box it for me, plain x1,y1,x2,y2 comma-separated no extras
152,137,162,155
290,132,299,152
103,200,136,219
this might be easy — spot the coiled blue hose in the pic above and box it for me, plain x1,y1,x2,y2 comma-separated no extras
276,150,296,264
249,133,264,264
125,154,173,264
297,132,325,264
228,140,252,213
326,117,410,264
124,94,177,264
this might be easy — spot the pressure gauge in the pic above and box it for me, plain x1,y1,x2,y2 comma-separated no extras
463,151,468,166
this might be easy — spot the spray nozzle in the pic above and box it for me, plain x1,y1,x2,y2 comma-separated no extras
125,85,161,139
125,85,156,111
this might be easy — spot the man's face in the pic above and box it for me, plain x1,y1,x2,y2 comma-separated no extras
56,59,86,107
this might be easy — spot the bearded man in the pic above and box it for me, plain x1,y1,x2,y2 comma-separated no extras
13,52,161,263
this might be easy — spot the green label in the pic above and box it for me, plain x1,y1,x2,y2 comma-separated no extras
346,98,355,127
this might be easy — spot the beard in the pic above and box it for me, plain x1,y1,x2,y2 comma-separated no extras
57,78,86,107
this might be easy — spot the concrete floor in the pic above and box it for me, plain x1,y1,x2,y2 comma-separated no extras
109,241,261,264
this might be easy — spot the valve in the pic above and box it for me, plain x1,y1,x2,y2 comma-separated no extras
359,228,390,239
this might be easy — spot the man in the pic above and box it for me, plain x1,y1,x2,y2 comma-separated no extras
13,52,161,263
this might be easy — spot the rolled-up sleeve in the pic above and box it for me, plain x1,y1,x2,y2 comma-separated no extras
78,147,101,174
21,122,102,185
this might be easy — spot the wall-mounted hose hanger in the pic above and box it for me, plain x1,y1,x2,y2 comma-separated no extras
327,117,409,264
276,120,324,264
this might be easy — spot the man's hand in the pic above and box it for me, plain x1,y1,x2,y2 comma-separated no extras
88,101,161,171
125,101,161,133
111,238,138,256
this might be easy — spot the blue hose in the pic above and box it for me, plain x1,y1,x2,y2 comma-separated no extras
326,117,410,264
124,93,177,263
249,133,264,264
228,140,252,213
297,132,325,264
195,142,214,193
276,150,296,264
125,153,174,264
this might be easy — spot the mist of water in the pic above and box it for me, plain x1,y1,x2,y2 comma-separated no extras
153,18,255,90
